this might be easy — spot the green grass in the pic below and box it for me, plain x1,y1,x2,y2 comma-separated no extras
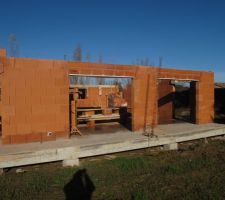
0,139,225,200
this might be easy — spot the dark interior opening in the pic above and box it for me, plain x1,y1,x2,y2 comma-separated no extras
158,79,196,124
78,88,87,99
214,87,225,123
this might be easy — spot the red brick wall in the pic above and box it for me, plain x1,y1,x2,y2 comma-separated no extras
123,83,132,108
68,63,214,131
1,58,69,144
0,48,6,57
76,86,119,108
0,53,215,144
196,72,214,123
132,67,158,131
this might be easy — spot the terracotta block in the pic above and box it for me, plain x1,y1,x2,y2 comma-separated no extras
40,96,55,105
31,105,46,115
87,120,95,127
60,87,69,95
102,108,112,115
2,105,15,116
30,95,41,104
17,123,31,134
2,117,10,126
55,78,66,87
0,48,7,57
3,122,17,135
2,93,10,105
53,121,65,131
60,105,68,113
31,123,46,132
26,133,42,143
56,131,70,139
55,95,68,105
11,135,27,144
2,135,11,144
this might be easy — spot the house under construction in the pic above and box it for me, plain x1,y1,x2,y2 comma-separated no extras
0,48,214,145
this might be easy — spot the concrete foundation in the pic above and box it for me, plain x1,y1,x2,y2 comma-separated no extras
63,158,79,167
0,146,79,169
0,123,225,172
163,142,178,150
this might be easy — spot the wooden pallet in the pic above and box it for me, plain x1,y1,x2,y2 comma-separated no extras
77,113,120,122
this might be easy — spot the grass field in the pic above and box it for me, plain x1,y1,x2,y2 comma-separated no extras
0,138,225,200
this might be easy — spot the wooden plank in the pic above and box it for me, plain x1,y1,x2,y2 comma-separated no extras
77,108,103,112
77,114,120,121
70,84,118,88
77,107,121,112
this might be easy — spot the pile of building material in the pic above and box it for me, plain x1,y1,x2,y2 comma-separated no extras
108,93,127,108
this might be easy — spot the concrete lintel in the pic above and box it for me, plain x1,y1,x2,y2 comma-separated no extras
163,142,178,150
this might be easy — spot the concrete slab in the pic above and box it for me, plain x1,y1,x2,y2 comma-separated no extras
0,122,225,170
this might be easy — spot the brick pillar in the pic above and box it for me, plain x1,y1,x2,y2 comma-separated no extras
132,68,158,131
196,72,214,124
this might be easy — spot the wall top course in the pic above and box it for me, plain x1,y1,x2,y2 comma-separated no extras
0,48,7,57
0,51,213,81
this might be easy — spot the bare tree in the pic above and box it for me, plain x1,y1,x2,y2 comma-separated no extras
137,57,150,66
73,44,82,61
86,50,91,62
8,33,19,57
144,57,150,66
97,52,105,85
159,56,163,67
113,79,123,92
97,77,105,85
0,36,2,48
98,53,103,63
72,44,83,84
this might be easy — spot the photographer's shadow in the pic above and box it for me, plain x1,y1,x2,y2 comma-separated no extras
64,169,95,200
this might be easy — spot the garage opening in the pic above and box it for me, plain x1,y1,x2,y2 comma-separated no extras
158,79,197,124
215,83,225,123
69,75,133,135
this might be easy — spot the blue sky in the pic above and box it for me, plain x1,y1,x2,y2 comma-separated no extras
0,0,225,81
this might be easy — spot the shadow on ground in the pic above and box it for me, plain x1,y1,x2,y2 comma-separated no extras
64,169,95,200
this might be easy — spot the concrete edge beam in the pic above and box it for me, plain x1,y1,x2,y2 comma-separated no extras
163,142,178,150
0,146,80,169
1,128,225,172
63,158,79,167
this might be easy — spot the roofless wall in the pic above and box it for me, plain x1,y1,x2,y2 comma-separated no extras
0,49,214,144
